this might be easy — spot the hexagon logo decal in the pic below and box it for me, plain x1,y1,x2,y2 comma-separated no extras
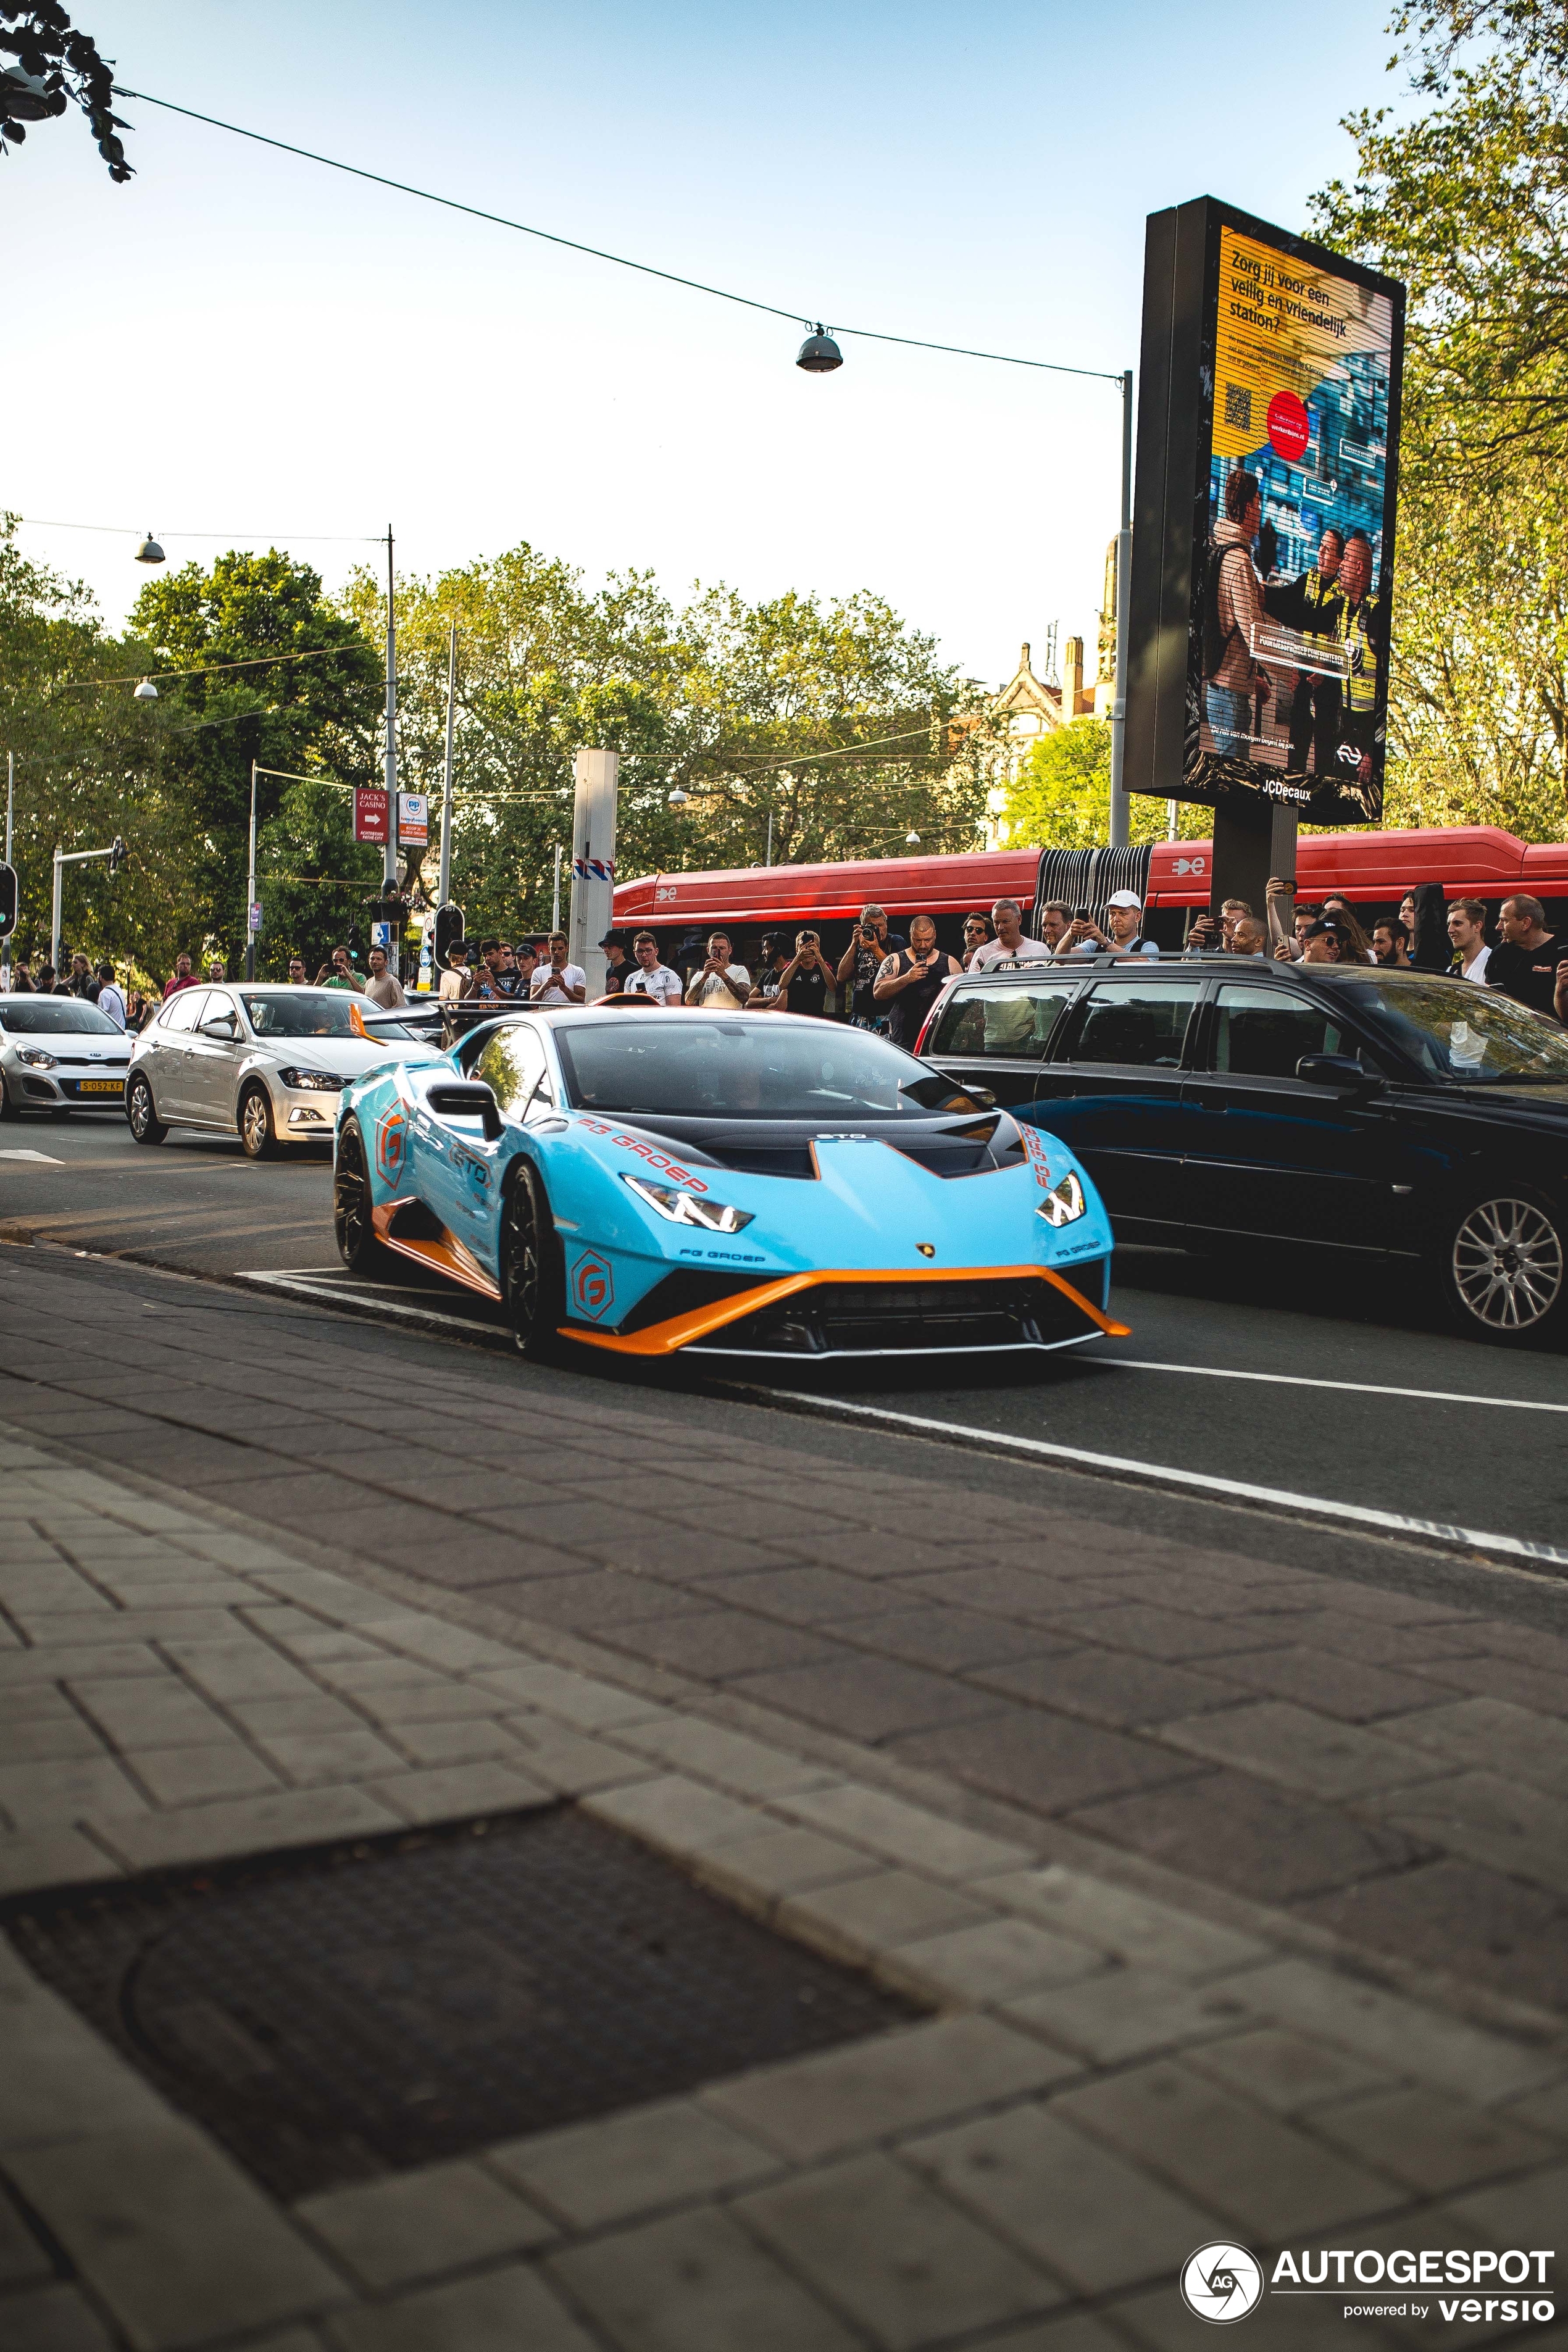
570,1249,614,1320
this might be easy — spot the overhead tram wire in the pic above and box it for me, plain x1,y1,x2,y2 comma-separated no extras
110,86,1122,386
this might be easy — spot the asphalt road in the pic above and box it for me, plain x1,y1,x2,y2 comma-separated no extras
5,1105,1568,1567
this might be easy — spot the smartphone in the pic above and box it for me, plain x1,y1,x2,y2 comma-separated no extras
1074,907,1091,923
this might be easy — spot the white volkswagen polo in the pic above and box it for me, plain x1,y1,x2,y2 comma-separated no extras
0,993,133,1116
124,984,417,1158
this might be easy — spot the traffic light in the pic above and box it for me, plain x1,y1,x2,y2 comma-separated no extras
107,836,127,874
433,903,465,968
0,862,15,939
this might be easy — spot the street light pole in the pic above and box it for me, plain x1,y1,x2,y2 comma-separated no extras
244,758,258,981
383,527,398,894
1108,369,1134,851
438,620,456,909
2,751,11,988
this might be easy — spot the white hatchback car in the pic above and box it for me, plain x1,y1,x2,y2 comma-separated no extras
0,993,133,1116
125,983,416,1157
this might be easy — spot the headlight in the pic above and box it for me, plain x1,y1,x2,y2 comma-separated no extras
623,1174,754,1234
277,1066,343,1091
17,1049,57,1070
1038,1169,1086,1227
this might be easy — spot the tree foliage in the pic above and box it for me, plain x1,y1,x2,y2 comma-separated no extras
1,4,130,177
999,718,1206,850
343,550,991,940
1314,0,1568,832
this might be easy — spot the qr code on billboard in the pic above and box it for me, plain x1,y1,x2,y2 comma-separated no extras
1224,383,1252,432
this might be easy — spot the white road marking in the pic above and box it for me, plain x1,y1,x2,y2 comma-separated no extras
0,1149,62,1162
233,1269,503,1338
766,1389,1568,1574
1103,1358,1568,1416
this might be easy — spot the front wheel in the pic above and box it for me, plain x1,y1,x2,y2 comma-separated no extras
333,1117,390,1274
239,1082,281,1161
125,1074,168,1145
1438,1192,1566,1345
499,1162,565,1359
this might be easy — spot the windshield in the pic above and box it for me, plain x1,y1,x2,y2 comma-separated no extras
0,999,122,1036
1354,975,1568,1082
240,990,416,1041
553,1019,977,1120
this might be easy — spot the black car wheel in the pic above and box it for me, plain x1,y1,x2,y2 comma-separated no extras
0,1078,15,1122
1440,1192,1566,1344
125,1074,168,1145
333,1117,388,1274
500,1162,564,1359
239,1082,280,1160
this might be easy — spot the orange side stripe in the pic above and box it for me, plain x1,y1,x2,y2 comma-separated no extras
370,1203,504,1302
564,1262,1128,1357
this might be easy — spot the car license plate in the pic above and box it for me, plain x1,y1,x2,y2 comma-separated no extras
75,1079,124,1093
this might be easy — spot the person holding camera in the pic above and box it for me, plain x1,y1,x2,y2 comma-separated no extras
752,931,841,1015
873,914,961,1048
685,931,751,1009
1059,890,1159,958
836,904,904,1028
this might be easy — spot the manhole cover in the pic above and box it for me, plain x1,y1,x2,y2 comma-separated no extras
4,1806,919,2200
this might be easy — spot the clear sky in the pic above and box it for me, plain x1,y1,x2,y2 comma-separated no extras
9,0,1401,689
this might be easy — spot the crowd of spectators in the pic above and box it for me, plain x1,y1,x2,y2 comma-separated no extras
9,882,1568,1042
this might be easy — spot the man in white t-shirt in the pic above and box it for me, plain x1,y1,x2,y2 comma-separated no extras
530,932,587,1006
969,898,1053,969
622,930,683,1004
1447,899,1491,983
684,931,751,1009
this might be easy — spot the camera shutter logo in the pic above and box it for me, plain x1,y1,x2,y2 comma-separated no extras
1180,2243,1263,2324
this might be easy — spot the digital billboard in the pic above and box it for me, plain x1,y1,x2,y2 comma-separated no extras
1125,198,1405,827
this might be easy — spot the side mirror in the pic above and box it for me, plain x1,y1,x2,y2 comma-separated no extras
426,1080,504,1142
201,1014,237,1040
1297,1053,1379,1093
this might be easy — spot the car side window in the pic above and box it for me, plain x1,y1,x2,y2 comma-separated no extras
927,982,1077,1061
474,1024,548,1116
160,990,209,1034
1064,981,1203,1069
1211,985,1345,1078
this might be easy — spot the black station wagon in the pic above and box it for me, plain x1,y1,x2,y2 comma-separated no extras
920,955,1568,1346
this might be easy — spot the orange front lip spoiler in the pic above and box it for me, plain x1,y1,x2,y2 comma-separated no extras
564,1262,1130,1357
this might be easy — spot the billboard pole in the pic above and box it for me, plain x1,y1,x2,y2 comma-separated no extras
1109,370,1133,850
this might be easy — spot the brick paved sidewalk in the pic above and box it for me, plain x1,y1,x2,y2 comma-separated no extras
2,1246,1567,2017
2,1387,1568,2350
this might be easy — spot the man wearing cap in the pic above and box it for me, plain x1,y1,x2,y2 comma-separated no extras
1060,891,1159,958
599,932,633,993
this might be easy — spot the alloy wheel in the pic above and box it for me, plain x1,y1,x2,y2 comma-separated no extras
333,1122,372,1266
1451,1197,1564,1332
240,1086,275,1158
502,1180,542,1348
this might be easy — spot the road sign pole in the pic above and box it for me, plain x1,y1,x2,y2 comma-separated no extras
438,620,456,909
51,844,63,975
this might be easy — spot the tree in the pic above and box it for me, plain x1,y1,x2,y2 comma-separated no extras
0,515,175,974
1,5,131,178
130,552,382,972
341,551,993,938
1314,0,1568,832
999,718,1206,850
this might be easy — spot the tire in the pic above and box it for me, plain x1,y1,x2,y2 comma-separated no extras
0,1078,15,1122
499,1161,565,1359
333,1117,390,1275
239,1082,281,1161
125,1074,168,1145
1438,1191,1567,1345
